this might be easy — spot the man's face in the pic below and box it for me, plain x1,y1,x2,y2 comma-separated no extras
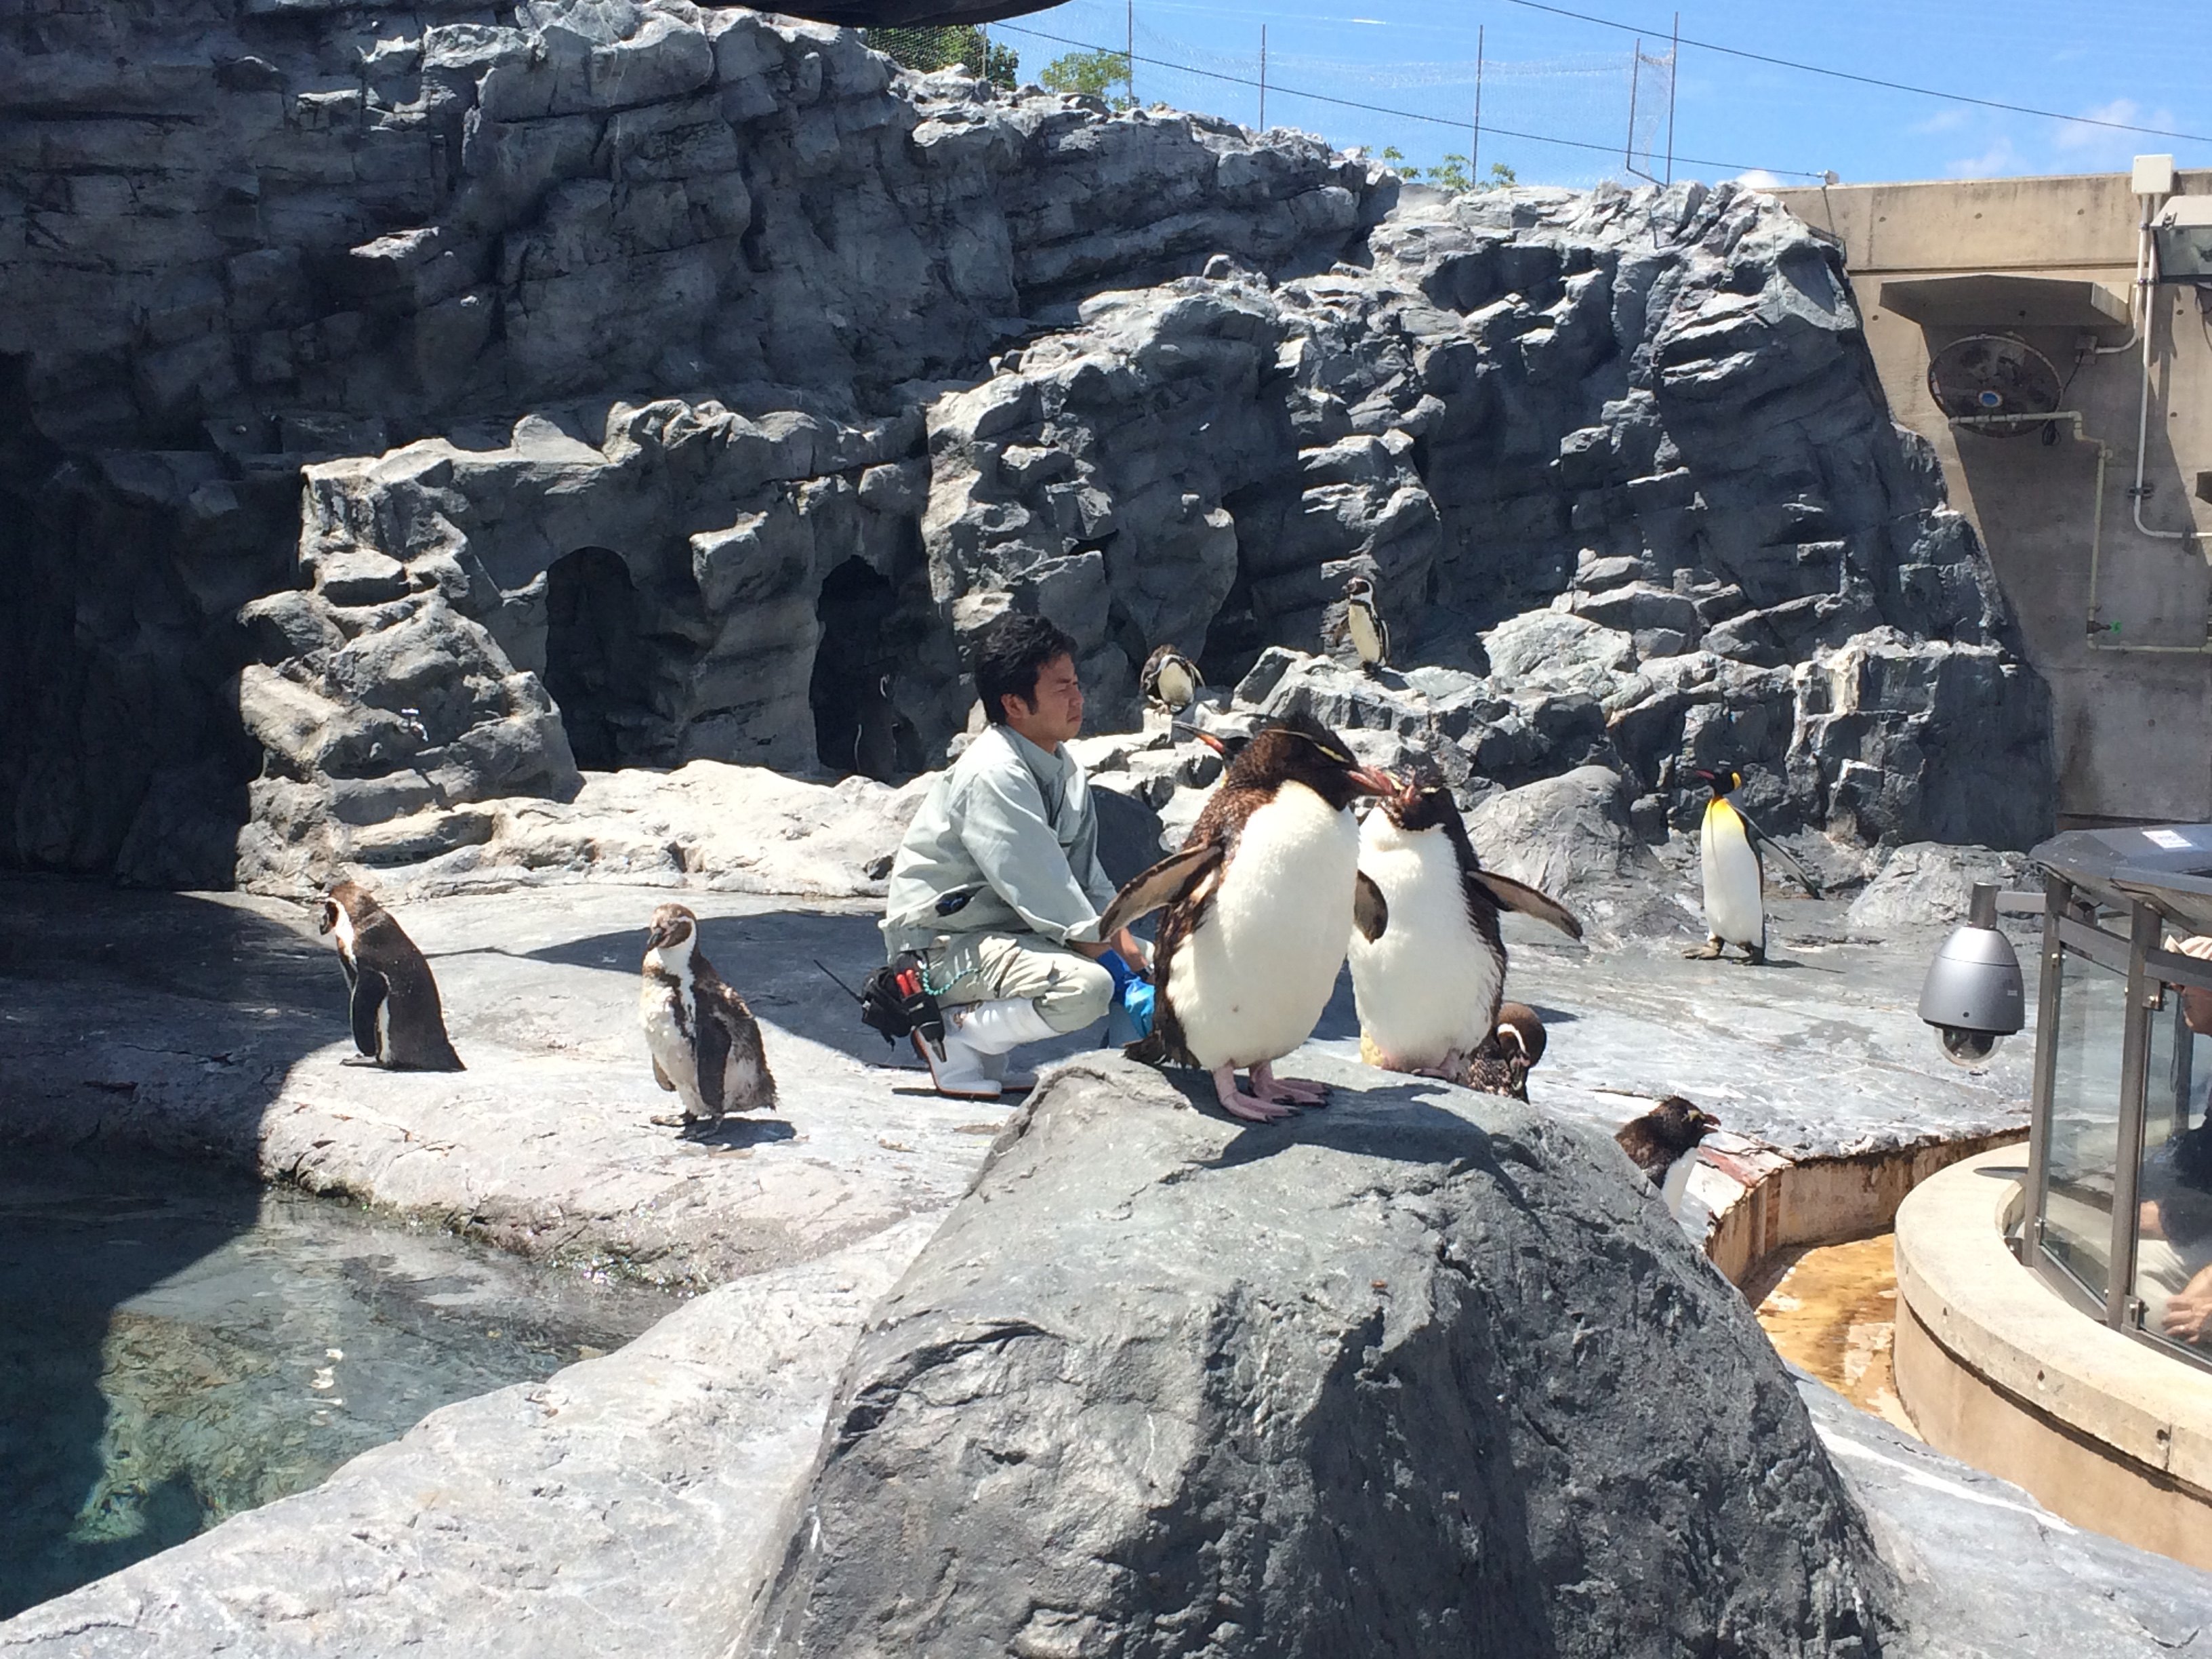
1004,653,1084,747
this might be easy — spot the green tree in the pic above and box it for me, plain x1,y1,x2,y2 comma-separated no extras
1483,161,1517,190
863,25,1017,91
1040,47,1134,108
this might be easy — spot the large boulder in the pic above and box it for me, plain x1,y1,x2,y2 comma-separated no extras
753,1059,1896,1656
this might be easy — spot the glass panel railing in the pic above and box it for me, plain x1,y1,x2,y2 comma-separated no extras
2134,954,2212,1355
2041,948,2128,1301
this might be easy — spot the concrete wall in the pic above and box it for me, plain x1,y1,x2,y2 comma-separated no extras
1775,171,2212,826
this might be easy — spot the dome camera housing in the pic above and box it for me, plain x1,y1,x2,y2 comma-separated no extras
1918,883,2025,1067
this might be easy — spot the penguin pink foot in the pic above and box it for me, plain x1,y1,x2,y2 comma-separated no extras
1211,1065,1295,1123
1250,1060,1328,1106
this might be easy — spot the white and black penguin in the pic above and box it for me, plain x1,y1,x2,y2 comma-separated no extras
1349,758,1581,1086
639,903,777,1128
1103,710,1397,1122
1330,574,1391,674
318,881,464,1071
1140,644,1203,714
1615,1095,1719,1218
1683,764,1822,965
853,674,899,782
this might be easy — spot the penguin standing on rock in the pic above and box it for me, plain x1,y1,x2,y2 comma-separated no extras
1458,1002,1549,1100
639,903,777,1128
1683,765,1822,965
1140,645,1203,714
1615,1096,1720,1218
1349,758,1581,1087
1330,574,1391,674
318,882,464,1071
1101,710,1398,1122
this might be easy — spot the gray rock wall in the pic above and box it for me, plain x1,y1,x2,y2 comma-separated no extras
0,0,2052,889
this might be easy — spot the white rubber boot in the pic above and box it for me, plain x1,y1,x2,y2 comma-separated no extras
914,998,1057,1100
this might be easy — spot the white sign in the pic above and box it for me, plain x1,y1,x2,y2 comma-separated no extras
2144,828,2194,851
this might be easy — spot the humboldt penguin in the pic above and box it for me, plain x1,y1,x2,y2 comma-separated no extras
639,903,777,1128
1327,573,1391,673
1615,1095,1719,1218
853,674,899,782
318,882,464,1071
1101,710,1397,1122
1683,765,1822,964
1458,1002,1548,1099
1141,644,1203,714
1349,758,1581,1084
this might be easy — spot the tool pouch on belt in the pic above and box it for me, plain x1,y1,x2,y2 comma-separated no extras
859,951,945,1052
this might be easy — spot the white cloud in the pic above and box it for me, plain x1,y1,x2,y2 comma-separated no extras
1734,169,1786,190
1948,137,2023,179
1909,108,1971,136
2050,97,2177,172
2055,98,2141,150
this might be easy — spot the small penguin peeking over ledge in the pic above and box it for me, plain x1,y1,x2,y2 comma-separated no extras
640,903,777,1130
1615,1095,1719,1218
318,881,464,1071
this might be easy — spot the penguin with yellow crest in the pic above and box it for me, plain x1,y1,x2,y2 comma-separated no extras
1683,765,1822,964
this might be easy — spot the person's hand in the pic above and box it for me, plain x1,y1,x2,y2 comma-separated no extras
1111,928,1150,978
2162,1265,2212,1343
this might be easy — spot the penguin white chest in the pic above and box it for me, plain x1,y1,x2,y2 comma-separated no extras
1169,783,1359,1071
1156,659,1195,708
1349,819,1502,1066
1347,605,1384,665
639,959,704,1111
1660,1151,1697,1218
1700,800,1765,947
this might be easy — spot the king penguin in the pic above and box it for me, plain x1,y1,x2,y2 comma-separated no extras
1684,765,1822,965
1140,644,1203,714
1349,757,1581,1085
318,882,464,1071
639,903,777,1128
1101,710,1397,1122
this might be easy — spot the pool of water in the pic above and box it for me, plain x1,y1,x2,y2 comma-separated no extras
0,1150,674,1618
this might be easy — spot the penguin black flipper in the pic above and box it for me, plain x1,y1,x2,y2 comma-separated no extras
1099,842,1223,941
1353,872,1389,943
1470,870,1584,940
652,1058,676,1092
350,968,388,1059
1733,807,1824,898
693,1008,730,1118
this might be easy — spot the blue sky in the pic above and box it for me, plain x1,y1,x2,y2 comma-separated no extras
997,0,2212,188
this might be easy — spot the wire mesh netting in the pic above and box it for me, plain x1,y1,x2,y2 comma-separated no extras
989,1,1684,191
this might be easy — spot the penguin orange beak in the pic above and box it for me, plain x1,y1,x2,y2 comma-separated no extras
1347,763,1397,797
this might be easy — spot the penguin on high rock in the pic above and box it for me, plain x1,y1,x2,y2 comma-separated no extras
1101,710,1399,1122
854,674,899,782
639,902,777,1128
318,881,464,1071
1141,644,1204,714
1349,758,1581,1086
1458,1002,1548,1099
1683,765,1823,965
1615,1095,1719,1218
1327,573,1391,674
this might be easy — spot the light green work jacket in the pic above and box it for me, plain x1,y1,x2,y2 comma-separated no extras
880,724,1118,958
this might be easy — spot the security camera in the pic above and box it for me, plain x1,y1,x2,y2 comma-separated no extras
1918,882,2025,1067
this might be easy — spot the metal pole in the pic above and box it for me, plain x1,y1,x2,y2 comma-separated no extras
1625,37,1641,174
2022,876,2069,1267
1258,24,1266,129
1665,11,1679,186
2106,899,2161,1330
1126,0,1135,105
1472,24,1483,186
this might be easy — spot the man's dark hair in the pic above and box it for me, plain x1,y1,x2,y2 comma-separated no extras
975,614,1079,724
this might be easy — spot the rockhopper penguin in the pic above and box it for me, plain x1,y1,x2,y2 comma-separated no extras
1101,710,1397,1122
1140,644,1203,714
1614,1096,1719,1218
640,903,777,1128
1349,758,1581,1088
318,881,465,1071
1684,765,1822,964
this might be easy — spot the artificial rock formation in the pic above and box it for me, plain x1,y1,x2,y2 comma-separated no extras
0,0,2051,891
752,1059,1895,1656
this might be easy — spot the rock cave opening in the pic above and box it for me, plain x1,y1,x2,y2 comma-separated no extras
810,558,910,780
543,548,658,773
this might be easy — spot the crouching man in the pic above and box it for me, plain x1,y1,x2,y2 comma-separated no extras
880,615,1147,1099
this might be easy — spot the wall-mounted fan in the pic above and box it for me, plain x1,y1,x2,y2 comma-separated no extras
1926,334,2064,435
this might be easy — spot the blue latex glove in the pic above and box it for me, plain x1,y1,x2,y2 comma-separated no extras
1098,950,1156,1041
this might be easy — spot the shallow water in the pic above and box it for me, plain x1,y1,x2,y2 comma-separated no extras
0,1150,673,1618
